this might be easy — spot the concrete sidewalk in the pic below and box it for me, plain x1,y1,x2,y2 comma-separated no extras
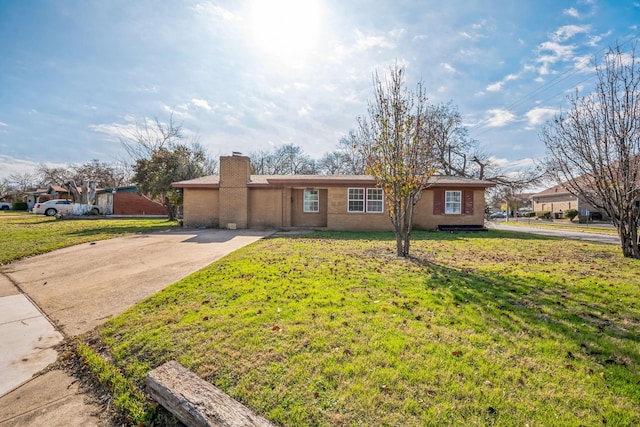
0,276,62,397
0,228,273,426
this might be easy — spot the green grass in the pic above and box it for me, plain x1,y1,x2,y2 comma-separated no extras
76,343,154,423
92,230,640,426
0,212,177,265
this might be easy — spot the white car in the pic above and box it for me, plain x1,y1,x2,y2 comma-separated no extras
0,201,10,210
32,199,103,216
33,199,74,216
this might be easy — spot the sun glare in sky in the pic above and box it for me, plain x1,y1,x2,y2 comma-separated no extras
248,0,323,66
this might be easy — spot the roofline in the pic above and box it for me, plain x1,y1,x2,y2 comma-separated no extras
173,177,495,189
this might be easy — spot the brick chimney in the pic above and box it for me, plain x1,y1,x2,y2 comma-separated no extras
219,155,251,229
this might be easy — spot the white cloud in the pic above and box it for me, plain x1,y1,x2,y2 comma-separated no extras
191,98,212,110
137,85,159,94
525,106,558,127
388,28,405,38
0,121,7,127
441,63,457,73
354,30,394,50
551,25,590,42
0,155,43,180
89,122,137,140
563,7,580,18
486,81,504,92
485,109,516,127
489,156,538,173
486,74,518,92
298,105,311,116
193,3,236,22
536,41,577,74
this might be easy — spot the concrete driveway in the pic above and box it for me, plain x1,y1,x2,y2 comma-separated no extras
0,228,273,426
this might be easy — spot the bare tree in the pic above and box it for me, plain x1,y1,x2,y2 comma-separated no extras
5,172,39,193
122,115,184,161
317,151,349,174
426,102,476,176
542,43,640,258
250,144,316,175
121,115,217,220
356,64,434,257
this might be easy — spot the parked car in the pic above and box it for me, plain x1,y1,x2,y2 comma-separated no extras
489,212,507,219
0,202,11,210
32,199,103,216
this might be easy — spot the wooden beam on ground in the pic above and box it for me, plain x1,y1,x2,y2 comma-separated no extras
145,361,278,427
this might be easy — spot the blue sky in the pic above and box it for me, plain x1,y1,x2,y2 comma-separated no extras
1,0,639,180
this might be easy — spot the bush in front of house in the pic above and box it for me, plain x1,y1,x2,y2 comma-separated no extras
565,208,579,222
12,202,28,211
536,211,552,219
522,211,536,218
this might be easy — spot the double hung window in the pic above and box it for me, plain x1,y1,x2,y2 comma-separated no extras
445,190,462,214
348,188,383,213
303,190,319,212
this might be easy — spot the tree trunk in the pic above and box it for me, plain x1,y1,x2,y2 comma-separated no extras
618,220,640,258
165,199,176,221
395,232,404,257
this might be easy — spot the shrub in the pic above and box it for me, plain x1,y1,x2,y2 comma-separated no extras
522,211,536,218
565,208,579,221
12,202,28,211
536,211,552,219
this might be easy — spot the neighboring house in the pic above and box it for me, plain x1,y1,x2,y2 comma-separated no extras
531,183,606,219
24,189,60,211
172,154,495,230
96,186,166,216
46,184,73,200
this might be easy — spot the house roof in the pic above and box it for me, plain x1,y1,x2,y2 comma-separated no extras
532,183,573,197
173,174,495,189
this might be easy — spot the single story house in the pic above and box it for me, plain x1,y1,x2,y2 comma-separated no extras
531,183,606,220
172,154,495,231
96,185,166,216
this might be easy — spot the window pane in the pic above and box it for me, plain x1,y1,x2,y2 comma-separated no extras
348,188,364,212
367,188,383,213
304,190,319,212
445,191,462,214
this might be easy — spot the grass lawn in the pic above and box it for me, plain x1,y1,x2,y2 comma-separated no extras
0,212,177,265
90,230,640,426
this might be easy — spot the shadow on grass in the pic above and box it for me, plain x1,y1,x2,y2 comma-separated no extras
410,253,639,402
290,229,560,243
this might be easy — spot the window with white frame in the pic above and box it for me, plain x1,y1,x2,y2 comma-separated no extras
445,190,462,214
303,190,319,212
348,188,384,213
366,188,384,213
348,188,365,212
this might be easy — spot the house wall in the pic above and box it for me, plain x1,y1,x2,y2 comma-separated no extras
248,188,283,228
532,194,578,214
113,192,166,215
291,189,328,227
413,188,486,229
183,188,219,227
326,187,391,231
180,185,488,231
219,156,250,229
